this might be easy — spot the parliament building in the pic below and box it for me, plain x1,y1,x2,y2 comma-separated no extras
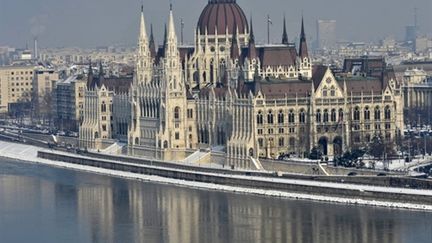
79,0,404,169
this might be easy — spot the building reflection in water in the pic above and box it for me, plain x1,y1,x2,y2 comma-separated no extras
0,161,430,243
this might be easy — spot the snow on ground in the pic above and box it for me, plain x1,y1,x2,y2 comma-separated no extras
0,140,431,211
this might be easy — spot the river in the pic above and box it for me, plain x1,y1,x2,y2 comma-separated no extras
0,158,431,243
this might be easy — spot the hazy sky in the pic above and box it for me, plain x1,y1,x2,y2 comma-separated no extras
0,0,431,48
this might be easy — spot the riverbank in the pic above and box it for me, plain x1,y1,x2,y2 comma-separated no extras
1,140,432,211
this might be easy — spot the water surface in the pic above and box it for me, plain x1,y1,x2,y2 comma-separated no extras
0,159,431,243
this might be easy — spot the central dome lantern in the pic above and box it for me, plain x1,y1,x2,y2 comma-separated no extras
197,0,249,35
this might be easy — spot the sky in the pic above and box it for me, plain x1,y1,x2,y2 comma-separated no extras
0,0,431,48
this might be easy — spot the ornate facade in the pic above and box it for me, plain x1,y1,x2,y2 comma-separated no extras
80,0,404,169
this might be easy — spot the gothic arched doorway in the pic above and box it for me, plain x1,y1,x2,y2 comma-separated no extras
333,136,343,157
318,137,328,156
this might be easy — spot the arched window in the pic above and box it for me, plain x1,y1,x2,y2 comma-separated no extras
364,106,370,121
288,110,295,124
299,109,306,123
278,137,284,147
322,86,328,97
330,86,336,97
278,110,284,124
135,137,139,145
101,102,107,113
323,109,329,123
258,138,264,148
338,109,344,121
384,106,391,120
174,107,180,119
257,111,263,124
331,109,337,122
316,109,322,123
374,106,381,121
267,110,274,124
353,106,360,121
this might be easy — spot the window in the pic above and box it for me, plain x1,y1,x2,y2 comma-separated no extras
174,107,180,119
187,109,193,119
323,109,329,123
385,123,391,130
279,128,284,134
257,111,263,124
353,106,360,121
374,106,381,121
102,125,107,131
384,106,391,120
331,109,337,122
175,132,180,140
339,109,344,121
322,86,328,97
278,110,284,124
101,102,107,112
288,110,295,123
268,129,274,134
267,110,274,124
365,134,371,142
299,109,306,123
257,129,263,135
258,138,264,148
364,106,370,121
316,109,321,123
289,127,295,133
278,137,284,147
330,86,336,96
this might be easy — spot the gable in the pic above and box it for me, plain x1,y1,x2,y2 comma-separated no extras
314,68,343,98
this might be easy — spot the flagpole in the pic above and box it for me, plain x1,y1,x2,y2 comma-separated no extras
181,18,184,45
267,14,270,44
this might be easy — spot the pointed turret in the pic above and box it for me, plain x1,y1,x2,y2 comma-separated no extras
149,24,156,59
136,5,153,84
248,17,257,60
98,61,104,87
164,3,178,58
282,15,289,45
87,61,94,89
230,22,240,60
139,5,148,43
298,16,309,59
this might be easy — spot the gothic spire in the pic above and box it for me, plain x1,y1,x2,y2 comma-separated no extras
87,60,94,89
167,4,176,41
149,24,156,59
230,22,240,60
139,4,148,43
282,15,289,45
248,17,257,59
164,4,179,58
298,16,309,59
98,61,104,87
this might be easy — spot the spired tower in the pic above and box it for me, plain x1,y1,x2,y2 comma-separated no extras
136,5,154,85
129,5,188,159
159,5,188,152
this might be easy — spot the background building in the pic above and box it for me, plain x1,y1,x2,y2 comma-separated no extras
317,20,337,50
0,65,35,114
53,75,86,132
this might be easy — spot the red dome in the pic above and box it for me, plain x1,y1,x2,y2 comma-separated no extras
197,0,248,35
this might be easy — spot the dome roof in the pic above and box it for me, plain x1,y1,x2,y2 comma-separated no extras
197,0,248,35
